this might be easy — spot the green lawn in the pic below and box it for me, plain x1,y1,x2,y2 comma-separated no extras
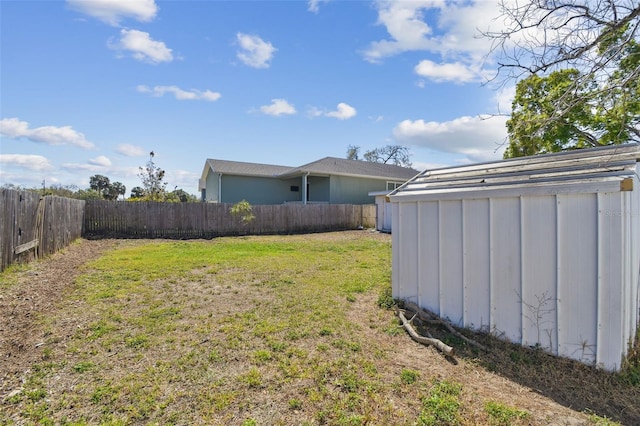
1,232,631,425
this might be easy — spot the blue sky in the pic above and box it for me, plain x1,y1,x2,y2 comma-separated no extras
1,0,513,196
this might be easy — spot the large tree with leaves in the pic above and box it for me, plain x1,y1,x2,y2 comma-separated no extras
88,174,126,200
483,0,640,157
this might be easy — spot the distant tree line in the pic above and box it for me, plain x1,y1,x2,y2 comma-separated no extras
2,151,198,202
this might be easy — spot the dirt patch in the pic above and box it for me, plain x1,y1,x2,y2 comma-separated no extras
0,239,122,397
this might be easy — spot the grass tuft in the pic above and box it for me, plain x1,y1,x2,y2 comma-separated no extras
400,368,420,385
484,401,530,425
418,379,463,426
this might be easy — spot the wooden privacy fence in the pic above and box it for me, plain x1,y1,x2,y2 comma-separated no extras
0,194,375,271
0,189,85,272
83,201,376,239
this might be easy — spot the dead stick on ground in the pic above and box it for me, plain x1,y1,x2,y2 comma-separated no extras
397,309,455,356
404,301,488,352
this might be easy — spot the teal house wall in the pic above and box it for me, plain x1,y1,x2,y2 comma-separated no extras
199,157,417,205
220,175,301,204
329,175,391,204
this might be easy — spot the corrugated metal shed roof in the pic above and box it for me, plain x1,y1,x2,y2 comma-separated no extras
205,157,418,180
390,143,640,201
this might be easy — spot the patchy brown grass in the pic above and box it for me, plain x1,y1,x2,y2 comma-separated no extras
0,231,637,425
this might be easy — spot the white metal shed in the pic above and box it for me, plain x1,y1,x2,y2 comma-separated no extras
388,143,640,371
369,191,393,232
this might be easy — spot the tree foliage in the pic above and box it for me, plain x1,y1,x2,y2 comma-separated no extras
130,186,145,199
131,152,197,202
170,188,198,203
346,144,412,167
230,200,255,226
346,145,360,160
137,151,168,201
483,0,640,157
88,174,126,200
75,189,105,200
89,175,110,193
41,184,78,198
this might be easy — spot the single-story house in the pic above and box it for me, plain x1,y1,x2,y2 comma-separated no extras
388,143,640,371
199,157,418,205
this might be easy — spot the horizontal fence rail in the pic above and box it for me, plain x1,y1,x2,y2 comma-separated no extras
83,201,376,239
0,189,85,272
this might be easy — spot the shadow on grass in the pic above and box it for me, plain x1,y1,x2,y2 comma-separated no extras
407,310,640,425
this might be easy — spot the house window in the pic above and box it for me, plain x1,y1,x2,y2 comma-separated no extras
386,182,403,191
290,185,299,192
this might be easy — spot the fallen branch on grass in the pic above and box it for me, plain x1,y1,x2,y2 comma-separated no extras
396,308,455,356
403,301,488,352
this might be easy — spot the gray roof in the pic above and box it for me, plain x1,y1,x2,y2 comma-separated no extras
204,157,418,180
205,159,293,177
280,157,418,180
389,143,640,201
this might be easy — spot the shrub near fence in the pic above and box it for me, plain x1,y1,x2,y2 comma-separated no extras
83,201,376,239
0,189,85,272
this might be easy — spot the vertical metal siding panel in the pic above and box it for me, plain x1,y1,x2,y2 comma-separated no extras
397,202,419,303
462,199,491,330
631,174,640,355
621,192,631,351
391,202,400,298
384,201,392,231
490,197,522,342
418,201,440,314
417,202,422,307
521,195,558,352
557,193,598,364
439,200,464,325
596,192,624,370
622,188,637,358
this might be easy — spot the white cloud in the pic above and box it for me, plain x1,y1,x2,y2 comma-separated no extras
364,1,498,60
170,169,199,190
67,0,158,26
362,1,500,83
259,99,296,116
393,115,508,162
236,33,276,69
493,85,515,115
326,103,357,120
308,0,329,13
363,1,439,63
0,154,53,171
0,118,94,149
137,85,221,101
116,143,145,156
414,60,478,83
309,103,357,120
61,162,109,173
111,29,173,64
88,155,112,167
411,159,453,172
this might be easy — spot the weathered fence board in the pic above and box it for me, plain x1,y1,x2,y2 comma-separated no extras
83,201,376,239
0,189,85,271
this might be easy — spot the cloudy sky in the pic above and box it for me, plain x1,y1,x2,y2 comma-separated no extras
1,0,513,196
